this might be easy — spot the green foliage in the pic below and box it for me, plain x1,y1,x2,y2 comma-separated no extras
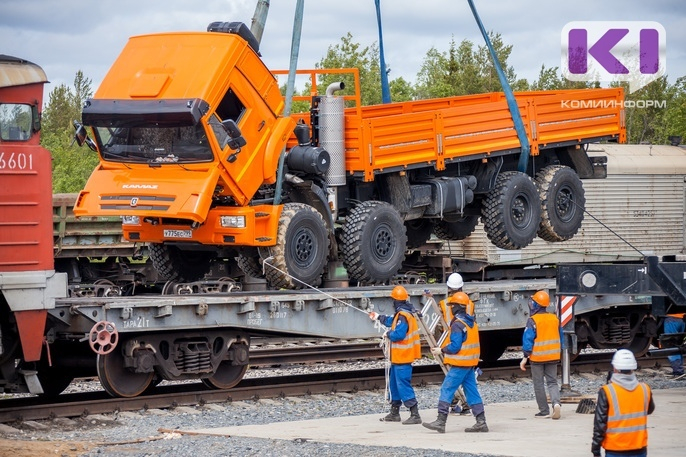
530,64,599,91
415,32,524,99
314,32,383,106
615,76,686,145
41,71,99,193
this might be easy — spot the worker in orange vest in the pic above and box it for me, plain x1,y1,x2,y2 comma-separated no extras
592,349,655,457
664,313,685,376
422,292,488,433
369,285,423,424
437,272,465,325
520,290,562,419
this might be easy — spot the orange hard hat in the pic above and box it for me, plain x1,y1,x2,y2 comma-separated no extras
391,285,409,301
531,290,550,307
449,292,470,306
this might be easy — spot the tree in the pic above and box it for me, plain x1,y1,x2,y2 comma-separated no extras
414,32,525,99
41,71,100,193
530,64,598,91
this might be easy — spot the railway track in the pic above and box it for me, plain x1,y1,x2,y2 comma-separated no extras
0,347,670,423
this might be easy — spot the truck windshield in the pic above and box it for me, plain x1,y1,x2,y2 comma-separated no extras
93,124,213,164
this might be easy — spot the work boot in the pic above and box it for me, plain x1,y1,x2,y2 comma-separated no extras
422,413,448,433
402,405,422,425
380,404,401,422
670,360,684,377
464,412,488,433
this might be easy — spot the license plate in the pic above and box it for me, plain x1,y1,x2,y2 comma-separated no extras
163,229,192,238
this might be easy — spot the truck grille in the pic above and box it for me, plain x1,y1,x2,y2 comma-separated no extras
100,195,174,211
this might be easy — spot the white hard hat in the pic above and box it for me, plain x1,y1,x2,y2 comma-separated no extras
611,349,637,370
447,273,464,290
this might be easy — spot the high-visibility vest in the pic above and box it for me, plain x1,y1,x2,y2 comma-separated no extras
390,310,422,364
530,313,561,362
438,298,454,324
601,382,651,452
442,317,480,367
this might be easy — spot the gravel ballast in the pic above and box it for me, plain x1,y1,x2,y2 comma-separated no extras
2,358,684,457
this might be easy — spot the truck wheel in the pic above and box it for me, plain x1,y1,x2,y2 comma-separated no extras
342,201,407,284
536,165,585,242
482,171,541,250
405,219,434,249
236,248,264,278
433,215,479,240
149,243,214,282
264,203,329,289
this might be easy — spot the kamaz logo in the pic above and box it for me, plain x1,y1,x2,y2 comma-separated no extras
123,184,158,189
130,197,139,207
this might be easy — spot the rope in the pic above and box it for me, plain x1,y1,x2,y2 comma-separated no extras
380,333,391,403
261,255,392,400
564,194,645,257
261,256,370,315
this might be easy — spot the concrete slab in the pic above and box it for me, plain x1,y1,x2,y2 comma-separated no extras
182,388,685,457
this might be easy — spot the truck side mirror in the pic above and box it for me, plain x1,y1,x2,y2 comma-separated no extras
221,119,247,150
73,121,87,147
72,120,97,152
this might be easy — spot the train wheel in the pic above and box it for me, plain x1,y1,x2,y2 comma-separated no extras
236,248,265,278
478,331,515,363
97,347,153,398
36,366,74,397
624,336,653,358
264,203,329,289
342,201,407,284
405,219,434,249
432,215,480,240
201,362,249,390
482,171,541,250
149,243,215,282
536,165,585,242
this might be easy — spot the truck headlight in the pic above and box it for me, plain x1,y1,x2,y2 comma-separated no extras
220,215,246,228
121,215,140,225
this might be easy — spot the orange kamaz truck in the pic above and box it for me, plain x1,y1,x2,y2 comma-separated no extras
73,21,626,289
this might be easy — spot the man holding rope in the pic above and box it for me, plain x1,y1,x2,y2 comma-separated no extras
369,285,423,425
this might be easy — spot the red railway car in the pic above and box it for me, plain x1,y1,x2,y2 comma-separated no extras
0,55,67,393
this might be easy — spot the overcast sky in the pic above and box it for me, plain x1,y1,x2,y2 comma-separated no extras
2,0,685,100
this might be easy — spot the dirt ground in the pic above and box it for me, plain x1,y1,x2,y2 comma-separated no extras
0,438,92,457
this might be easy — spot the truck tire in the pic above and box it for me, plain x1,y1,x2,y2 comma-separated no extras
342,201,407,284
236,248,264,279
536,165,585,242
149,243,214,282
264,203,329,289
405,219,434,249
482,171,541,250
433,215,480,241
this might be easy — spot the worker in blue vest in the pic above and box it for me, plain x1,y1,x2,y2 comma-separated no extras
592,349,654,457
664,313,685,377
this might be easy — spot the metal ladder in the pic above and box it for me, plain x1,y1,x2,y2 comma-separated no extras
417,294,451,374
416,293,469,410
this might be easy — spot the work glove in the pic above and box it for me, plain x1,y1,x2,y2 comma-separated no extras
369,311,379,321
430,347,443,356
519,357,528,371
382,330,389,340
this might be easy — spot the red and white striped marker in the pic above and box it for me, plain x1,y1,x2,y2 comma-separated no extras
558,295,577,328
